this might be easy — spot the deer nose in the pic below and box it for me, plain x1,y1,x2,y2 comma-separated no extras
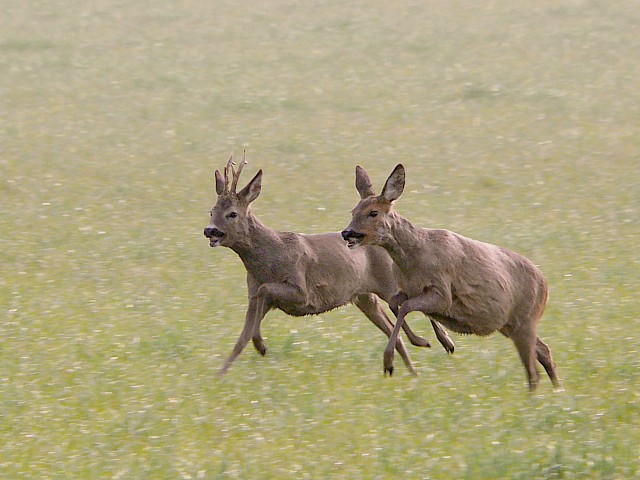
204,227,225,238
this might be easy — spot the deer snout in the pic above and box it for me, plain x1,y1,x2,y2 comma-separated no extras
341,229,364,240
341,229,365,248
204,226,225,238
204,226,226,247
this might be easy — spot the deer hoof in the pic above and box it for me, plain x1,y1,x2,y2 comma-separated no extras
413,337,431,348
252,338,267,356
383,350,394,376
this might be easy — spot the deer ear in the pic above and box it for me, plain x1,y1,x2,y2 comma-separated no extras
238,169,262,204
355,165,375,199
381,164,405,202
215,170,225,195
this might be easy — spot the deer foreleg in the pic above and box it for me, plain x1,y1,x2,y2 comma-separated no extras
251,296,269,356
389,291,408,316
218,297,267,376
390,291,429,347
390,291,454,353
384,289,452,376
256,282,306,305
253,281,305,357
353,293,417,375
430,319,455,354
249,281,309,355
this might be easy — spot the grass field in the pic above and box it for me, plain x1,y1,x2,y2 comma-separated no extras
2,0,639,478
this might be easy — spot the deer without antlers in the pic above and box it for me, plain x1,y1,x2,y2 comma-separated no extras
342,164,560,390
203,153,455,376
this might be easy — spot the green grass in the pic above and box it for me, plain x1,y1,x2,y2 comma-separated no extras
2,0,639,478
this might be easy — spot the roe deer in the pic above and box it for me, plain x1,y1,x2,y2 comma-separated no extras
342,164,560,390
203,153,455,376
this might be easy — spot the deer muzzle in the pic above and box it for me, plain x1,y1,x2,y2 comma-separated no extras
204,226,225,247
341,229,365,248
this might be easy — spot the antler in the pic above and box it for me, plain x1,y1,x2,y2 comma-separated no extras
229,149,248,193
221,150,248,194
223,154,234,193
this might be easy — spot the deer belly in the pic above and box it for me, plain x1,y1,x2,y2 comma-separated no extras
446,285,512,335
277,301,346,317
430,313,497,336
274,283,352,317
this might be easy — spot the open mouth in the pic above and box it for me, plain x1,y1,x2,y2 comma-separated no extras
342,231,365,248
346,237,362,248
208,236,224,247
204,228,226,247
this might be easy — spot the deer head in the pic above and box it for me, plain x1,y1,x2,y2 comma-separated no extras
341,164,405,248
204,151,262,248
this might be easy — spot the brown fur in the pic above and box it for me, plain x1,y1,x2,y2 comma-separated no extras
342,164,560,390
204,154,454,376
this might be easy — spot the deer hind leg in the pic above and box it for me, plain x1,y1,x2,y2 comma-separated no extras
503,323,541,391
536,337,560,388
353,294,417,375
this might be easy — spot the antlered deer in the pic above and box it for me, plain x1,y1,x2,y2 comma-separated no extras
342,164,560,390
204,153,454,376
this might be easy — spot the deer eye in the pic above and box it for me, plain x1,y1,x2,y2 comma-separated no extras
368,211,378,218
226,212,238,219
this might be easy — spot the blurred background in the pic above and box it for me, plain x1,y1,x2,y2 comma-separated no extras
1,1,638,477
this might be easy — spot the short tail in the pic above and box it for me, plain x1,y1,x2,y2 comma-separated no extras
536,278,549,322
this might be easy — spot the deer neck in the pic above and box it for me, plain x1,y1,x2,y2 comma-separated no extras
380,212,423,271
230,214,282,273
